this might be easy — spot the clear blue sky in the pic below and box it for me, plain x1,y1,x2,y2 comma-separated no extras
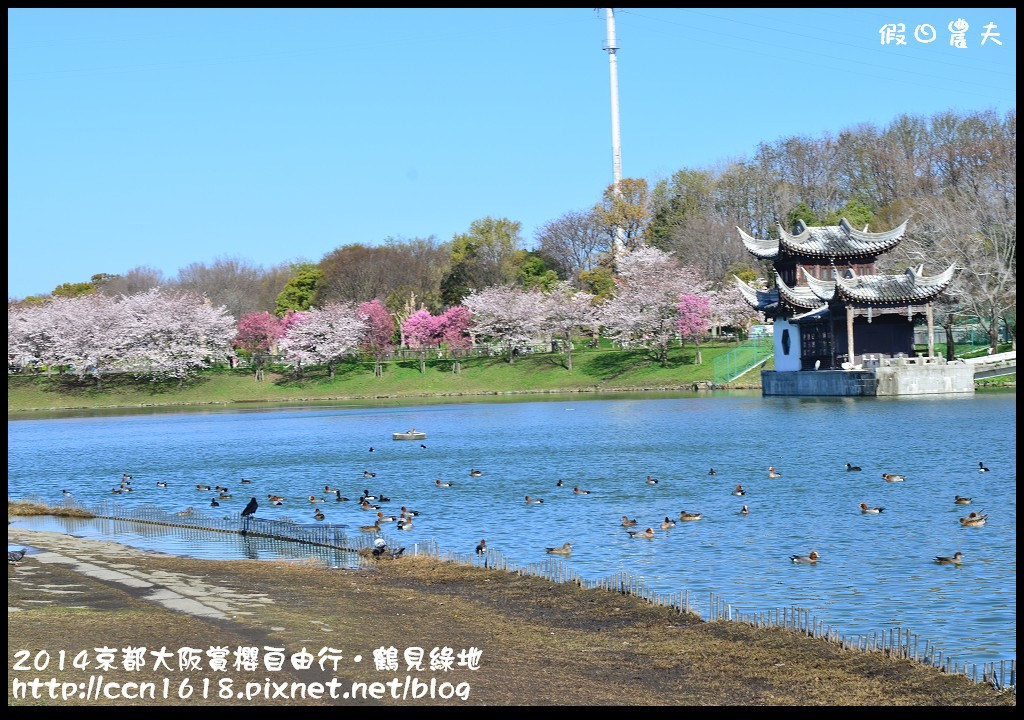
8,8,1016,299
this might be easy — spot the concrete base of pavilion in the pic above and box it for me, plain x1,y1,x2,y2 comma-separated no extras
762,359,975,397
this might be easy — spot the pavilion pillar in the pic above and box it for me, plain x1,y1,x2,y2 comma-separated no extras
846,306,855,366
925,303,935,358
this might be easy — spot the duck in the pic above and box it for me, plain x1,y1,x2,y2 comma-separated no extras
420,444,427,449
525,495,543,504
959,512,988,527
679,510,703,521
376,511,397,522
790,551,819,564
740,505,749,515
768,466,782,479
846,463,862,471
935,551,964,565
335,491,349,502
545,542,572,555
308,495,325,503
323,485,337,493
363,471,376,478
646,475,659,485
470,469,483,477
268,494,285,502
359,520,381,533
621,516,638,527
361,490,377,500
978,462,990,472
475,539,487,554
435,480,453,488
123,487,133,492
708,468,717,476
210,498,220,507
219,492,232,499
397,515,414,530
359,500,381,510
732,484,746,496
313,508,325,521
882,473,906,482
156,482,168,488
954,495,972,505
196,484,211,490
369,447,375,453
573,486,591,495
240,478,252,484
556,479,564,487
859,502,885,514
627,528,655,539
400,506,421,517
377,494,391,503
215,485,228,492
271,500,284,506
111,488,122,494
660,516,676,529
62,489,72,496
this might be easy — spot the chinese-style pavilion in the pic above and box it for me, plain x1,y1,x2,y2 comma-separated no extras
734,218,956,372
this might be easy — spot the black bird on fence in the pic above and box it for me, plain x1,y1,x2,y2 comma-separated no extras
242,497,259,517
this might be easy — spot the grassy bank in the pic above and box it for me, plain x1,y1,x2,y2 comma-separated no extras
8,528,1014,706
8,342,768,412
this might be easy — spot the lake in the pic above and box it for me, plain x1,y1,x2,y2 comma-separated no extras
8,390,1016,667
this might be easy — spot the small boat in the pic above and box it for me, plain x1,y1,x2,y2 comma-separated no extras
393,429,426,441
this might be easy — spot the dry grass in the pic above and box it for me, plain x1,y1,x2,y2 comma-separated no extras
8,500,96,518
7,532,1016,706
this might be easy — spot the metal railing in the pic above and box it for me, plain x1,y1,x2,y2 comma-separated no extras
712,336,774,385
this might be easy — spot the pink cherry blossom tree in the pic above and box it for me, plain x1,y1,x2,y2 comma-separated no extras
358,299,396,377
707,288,760,339
279,302,367,379
462,285,547,364
235,311,285,380
436,306,472,374
677,294,713,364
402,308,441,373
542,282,596,371
599,246,709,366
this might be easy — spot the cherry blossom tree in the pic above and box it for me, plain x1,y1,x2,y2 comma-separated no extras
436,306,472,374
402,308,441,373
542,282,596,371
462,285,547,364
358,299,396,377
234,312,285,381
707,287,760,339
279,302,366,379
118,289,237,384
599,246,709,366
676,294,713,364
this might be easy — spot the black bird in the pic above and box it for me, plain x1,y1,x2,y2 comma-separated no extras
369,447,375,453
420,444,427,449
241,497,259,517
846,463,862,471
978,462,990,472
556,479,564,487
210,498,220,507
378,494,391,503
708,468,717,476
240,478,252,484
335,490,349,502
8,548,28,565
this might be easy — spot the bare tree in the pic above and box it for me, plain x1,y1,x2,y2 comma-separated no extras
535,210,608,286
96,266,165,297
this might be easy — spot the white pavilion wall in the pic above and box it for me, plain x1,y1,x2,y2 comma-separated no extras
773,318,802,371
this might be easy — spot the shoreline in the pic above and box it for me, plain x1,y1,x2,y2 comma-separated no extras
7,381,765,414
8,527,1015,705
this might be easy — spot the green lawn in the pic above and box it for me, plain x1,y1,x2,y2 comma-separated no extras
8,341,754,411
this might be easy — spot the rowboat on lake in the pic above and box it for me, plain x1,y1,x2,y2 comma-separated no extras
393,429,426,441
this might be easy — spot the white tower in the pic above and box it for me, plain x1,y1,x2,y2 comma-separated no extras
603,8,626,257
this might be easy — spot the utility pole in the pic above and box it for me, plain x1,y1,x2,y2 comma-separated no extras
603,8,626,259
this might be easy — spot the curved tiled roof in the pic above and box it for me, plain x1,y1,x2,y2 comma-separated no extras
774,272,827,310
737,219,908,260
799,267,837,301
736,227,780,259
834,264,957,304
734,276,779,311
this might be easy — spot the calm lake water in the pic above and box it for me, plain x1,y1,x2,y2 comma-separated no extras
8,391,1016,666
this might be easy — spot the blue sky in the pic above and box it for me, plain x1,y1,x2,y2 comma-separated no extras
7,8,1016,299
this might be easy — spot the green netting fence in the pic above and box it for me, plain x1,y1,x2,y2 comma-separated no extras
712,336,774,385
